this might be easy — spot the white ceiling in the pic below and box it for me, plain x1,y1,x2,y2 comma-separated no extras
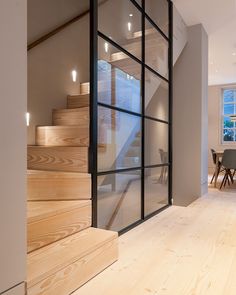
173,0,236,85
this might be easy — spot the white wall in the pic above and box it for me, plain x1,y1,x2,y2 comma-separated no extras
173,24,208,206
0,0,27,294
208,83,236,172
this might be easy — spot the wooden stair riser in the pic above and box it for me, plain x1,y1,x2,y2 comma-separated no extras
28,201,92,253
126,146,141,157
52,107,89,126
27,146,88,173
80,82,90,95
36,126,89,147
124,156,141,167
27,237,118,295
79,82,107,95
67,94,89,109
27,171,91,201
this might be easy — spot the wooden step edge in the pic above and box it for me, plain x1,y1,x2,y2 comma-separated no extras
27,200,91,224
67,94,90,99
27,169,91,178
27,228,118,288
52,106,89,112
36,125,89,129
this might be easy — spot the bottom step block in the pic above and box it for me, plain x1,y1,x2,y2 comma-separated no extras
27,227,118,295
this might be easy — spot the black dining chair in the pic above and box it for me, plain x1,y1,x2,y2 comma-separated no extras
220,149,236,189
210,148,223,184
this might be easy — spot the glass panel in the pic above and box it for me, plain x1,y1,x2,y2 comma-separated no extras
98,0,142,59
145,166,168,216
98,106,141,171
98,170,141,231
224,116,234,128
224,104,234,115
223,129,234,141
145,18,169,78
98,37,142,113
145,119,168,166
145,68,169,121
145,0,169,36
223,89,236,103
135,0,142,6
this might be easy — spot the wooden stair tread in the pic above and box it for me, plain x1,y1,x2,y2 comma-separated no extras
27,227,118,288
27,200,90,224
36,126,89,147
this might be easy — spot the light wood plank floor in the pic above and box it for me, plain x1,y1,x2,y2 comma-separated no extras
73,186,236,295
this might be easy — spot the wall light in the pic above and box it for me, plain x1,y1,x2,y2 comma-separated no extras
128,22,132,32
72,70,77,82
26,112,30,126
104,42,109,53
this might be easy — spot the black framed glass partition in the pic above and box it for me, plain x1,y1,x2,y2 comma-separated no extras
90,0,173,233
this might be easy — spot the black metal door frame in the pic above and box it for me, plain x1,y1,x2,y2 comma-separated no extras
90,0,173,234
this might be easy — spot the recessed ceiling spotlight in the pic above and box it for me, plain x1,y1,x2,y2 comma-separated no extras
129,14,133,17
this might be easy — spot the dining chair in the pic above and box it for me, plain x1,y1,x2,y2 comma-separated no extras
210,148,223,184
220,149,236,189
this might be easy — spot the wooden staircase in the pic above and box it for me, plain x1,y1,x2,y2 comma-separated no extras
27,85,118,295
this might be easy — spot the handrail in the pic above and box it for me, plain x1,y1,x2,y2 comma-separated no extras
28,0,108,51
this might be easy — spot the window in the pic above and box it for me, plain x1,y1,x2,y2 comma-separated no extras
222,89,236,142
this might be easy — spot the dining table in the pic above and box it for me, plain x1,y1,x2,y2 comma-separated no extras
213,151,224,188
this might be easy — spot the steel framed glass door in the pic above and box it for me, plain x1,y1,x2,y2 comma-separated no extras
90,0,173,233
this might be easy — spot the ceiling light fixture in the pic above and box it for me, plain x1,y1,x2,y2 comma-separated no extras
232,52,236,56
129,14,133,17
